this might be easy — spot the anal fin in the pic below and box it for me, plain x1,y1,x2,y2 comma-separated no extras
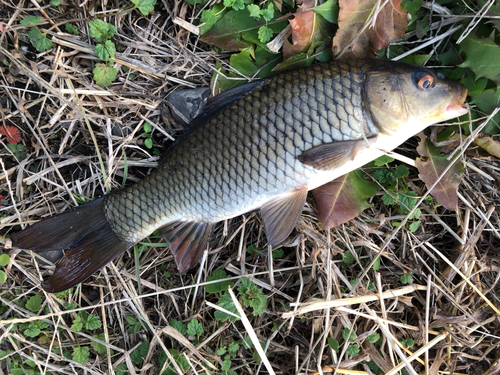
158,221,215,272
298,138,375,171
260,187,308,246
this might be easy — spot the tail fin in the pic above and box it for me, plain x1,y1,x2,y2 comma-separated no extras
12,198,133,293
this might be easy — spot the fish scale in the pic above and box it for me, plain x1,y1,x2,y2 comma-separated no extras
103,59,375,243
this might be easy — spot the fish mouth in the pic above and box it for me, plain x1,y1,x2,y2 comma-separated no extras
445,86,469,117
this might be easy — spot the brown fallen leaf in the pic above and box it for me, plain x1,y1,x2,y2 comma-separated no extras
283,0,318,59
415,134,464,211
332,0,408,59
473,134,500,158
312,170,378,229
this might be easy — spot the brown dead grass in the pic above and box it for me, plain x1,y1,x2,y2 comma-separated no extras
0,1,499,374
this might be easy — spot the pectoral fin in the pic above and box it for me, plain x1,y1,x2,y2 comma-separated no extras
260,187,308,246
298,138,374,171
158,221,214,272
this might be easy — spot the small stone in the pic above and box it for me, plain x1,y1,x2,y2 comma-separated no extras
167,87,211,126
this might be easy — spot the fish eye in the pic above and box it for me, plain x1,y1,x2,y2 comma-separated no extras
413,70,435,90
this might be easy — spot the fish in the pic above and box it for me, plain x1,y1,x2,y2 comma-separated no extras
12,59,468,293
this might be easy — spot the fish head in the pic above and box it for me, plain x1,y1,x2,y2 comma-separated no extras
363,60,468,134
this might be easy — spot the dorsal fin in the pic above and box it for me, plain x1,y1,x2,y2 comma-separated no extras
157,221,215,272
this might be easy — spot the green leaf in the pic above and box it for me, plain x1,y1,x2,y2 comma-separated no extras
26,294,42,312
228,341,239,356
261,3,275,22
346,344,360,357
238,277,267,316
200,9,287,50
373,169,396,185
313,0,339,23
72,347,90,364
247,4,261,19
469,88,500,135
126,315,138,325
88,19,115,42
368,333,380,343
71,316,84,331
28,27,53,52
187,319,203,337
94,40,116,62
91,333,107,355
400,272,413,285
394,165,409,179
132,0,157,16
0,270,6,284
372,257,380,271
216,346,227,356
342,327,355,341
374,155,395,166
342,250,357,265
214,291,239,322
0,253,10,266
205,269,234,294
409,220,421,233
131,343,149,365
65,23,79,35
257,25,273,43
382,191,397,205
50,0,61,5
24,323,41,337
93,64,117,87
397,190,418,213
21,16,41,26
272,248,284,259
459,32,500,85
86,314,102,330
328,338,339,352
222,355,232,371
170,319,187,334
313,170,379,229
200,9,217,32
144,138,153,149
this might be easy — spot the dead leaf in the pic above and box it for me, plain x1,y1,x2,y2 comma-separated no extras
281,0,330,61
332,0,408,59
415,134,464,211
312,170,378,229
0,125,21,144
473,134,500,158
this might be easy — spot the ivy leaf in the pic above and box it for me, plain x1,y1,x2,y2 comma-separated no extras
132,0,157,16
469,88,500,135
170,319,187,334
416,134,464,210
459,32,500,85
0,125,21,144
247,4,261,18
332,0,408,58
89,19,115,42
257,25,273,43
238,277,267,317
91,333,107,355
20,16,41,26
72,347,90,364
71,315,84,331
187,319,203,337
24,323,41,338
27,27,53,52
86,315,102,330
95,40,116,61
93,64,117,87
65,23,79,35
342,327,355,341
200,9,217,30
261,3,275,22
130,343,149,365
205,269,234,294
26,294,42,312
347,344,360,356
312,170,378,229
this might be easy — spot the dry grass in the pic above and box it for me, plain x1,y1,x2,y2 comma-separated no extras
1,1,500,374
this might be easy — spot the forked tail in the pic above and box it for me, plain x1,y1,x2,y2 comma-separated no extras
11,198,133,293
